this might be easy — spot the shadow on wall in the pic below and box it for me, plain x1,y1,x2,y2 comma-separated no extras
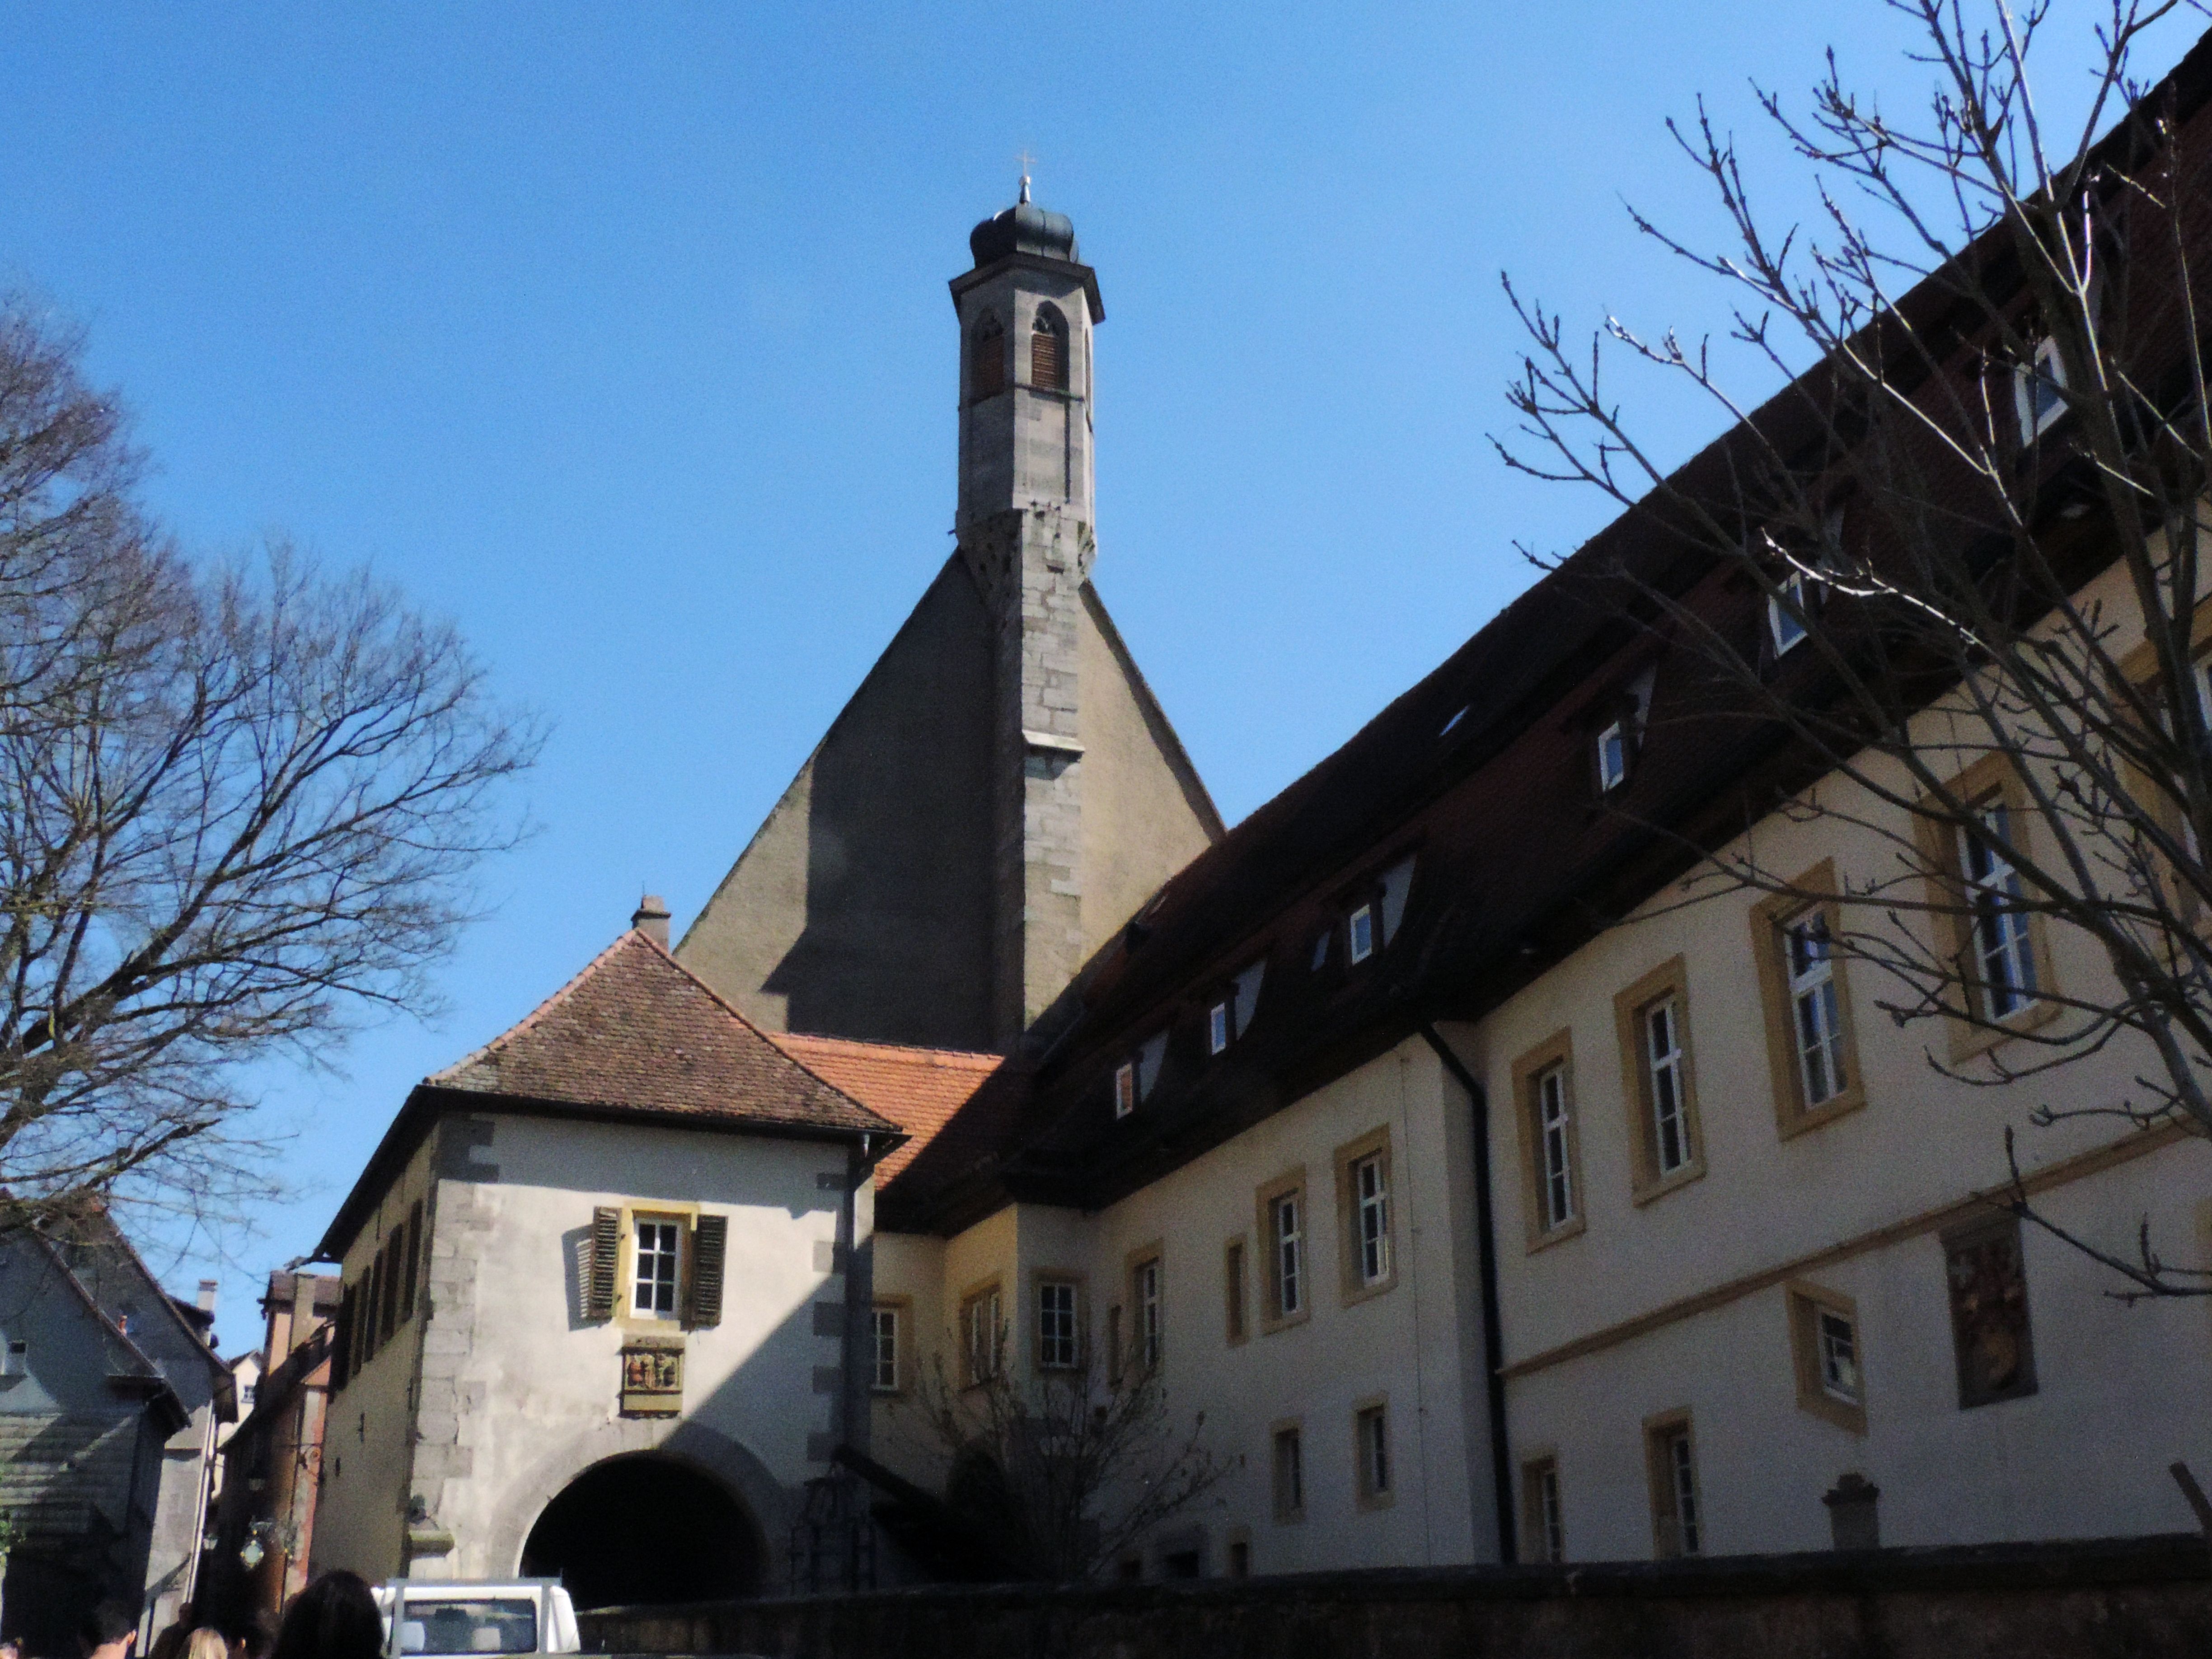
759,559,998,1051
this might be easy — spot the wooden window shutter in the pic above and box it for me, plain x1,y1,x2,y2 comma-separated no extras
1031,318,1066,391
401,1199,424,1319
330,1288,354,1390
688,1213,728,1328
973,320,1005,399
586,1206,620,1321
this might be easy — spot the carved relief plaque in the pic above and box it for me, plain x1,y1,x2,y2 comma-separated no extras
619,1336,685,1417
1944,1214,2038,1408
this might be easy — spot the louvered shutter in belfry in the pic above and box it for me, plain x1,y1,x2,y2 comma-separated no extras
586,1206,620,1321
1031,323,1066,391
688,1213,727,1329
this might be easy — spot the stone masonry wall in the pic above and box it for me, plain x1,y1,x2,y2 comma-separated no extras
581,1535,2212,1659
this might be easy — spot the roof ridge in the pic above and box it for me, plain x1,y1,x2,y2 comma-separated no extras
769,1031,1005,1068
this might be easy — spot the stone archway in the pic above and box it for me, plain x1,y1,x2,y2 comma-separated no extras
478,1415,792,1593
520,1452,763,1609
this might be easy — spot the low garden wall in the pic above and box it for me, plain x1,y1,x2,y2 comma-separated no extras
581,1532,2212,1659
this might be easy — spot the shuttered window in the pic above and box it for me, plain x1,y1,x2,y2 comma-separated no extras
688,1213,728,1328
586,1206,620,1320
1031,308,1068,391
401,1200,424,1320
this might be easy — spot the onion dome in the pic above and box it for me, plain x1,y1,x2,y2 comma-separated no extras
969,174,1078,267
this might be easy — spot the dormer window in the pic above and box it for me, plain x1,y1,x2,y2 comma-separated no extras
2015,336,2066,441
1768,572,1811,655
1597,721,1630,792
1348,904,1375,963
1112,1031,1168,1118
972,314,1007,401
1031,305,1069,391
1208,1001,1231,1055
1114,1062,1137,1118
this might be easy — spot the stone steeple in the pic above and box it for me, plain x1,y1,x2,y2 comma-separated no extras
676,189,1218,1058
950,182,1108,1046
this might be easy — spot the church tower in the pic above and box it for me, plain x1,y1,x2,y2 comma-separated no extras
678,184,1219,1055
951,183,1107,1045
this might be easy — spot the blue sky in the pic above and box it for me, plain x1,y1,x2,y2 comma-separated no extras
2,2,2191,1354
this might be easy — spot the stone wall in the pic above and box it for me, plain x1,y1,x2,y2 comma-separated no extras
581,1534,2212,1659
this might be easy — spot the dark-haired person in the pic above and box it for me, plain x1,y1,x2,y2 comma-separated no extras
77,1603,137,1659
268,1573,380,1659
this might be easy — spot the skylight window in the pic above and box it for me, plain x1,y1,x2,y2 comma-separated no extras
1597,721,1629,792
1349,904,1375,963
1440,705,1469,737
1208,1000,1231,1055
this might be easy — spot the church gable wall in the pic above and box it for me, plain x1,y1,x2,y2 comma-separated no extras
680,556,997,1050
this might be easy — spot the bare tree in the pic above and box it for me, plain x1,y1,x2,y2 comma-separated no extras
0,298,537,1236
894,1318,1227,1580
1495,1,2212,1295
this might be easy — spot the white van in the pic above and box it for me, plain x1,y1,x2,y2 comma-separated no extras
373,1581,582,1659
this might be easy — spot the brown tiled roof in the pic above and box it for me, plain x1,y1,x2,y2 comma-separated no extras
427,930,897,1139
767,1033,1002,1186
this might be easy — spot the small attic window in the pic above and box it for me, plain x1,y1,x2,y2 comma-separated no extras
1440,705,1469,737
1349,904,1375,963
1208,1001,1231,1055
1114,1062,1136,1118
2014,336,2066,441
1597,722,1629,792
1311,930,1331,971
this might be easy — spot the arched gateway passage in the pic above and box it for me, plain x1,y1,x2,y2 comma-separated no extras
520,1453,764,1610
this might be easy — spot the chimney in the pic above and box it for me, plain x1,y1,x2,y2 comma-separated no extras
197,1279,218,1314
632,895,672,949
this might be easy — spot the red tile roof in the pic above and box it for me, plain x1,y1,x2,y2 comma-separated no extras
766,1032,1002,1186
428,930,898,1139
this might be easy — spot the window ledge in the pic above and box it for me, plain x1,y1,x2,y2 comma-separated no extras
1257,1308,1312,1338
1946,996,2063,1064
1776,1086,1868,1141
1523,1215,1588,1256
1339,1274,1399,1309
1796,1390,1868,1437
1630,1158,1709,1209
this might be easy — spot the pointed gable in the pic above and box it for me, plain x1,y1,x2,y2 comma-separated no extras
427,931,896,1139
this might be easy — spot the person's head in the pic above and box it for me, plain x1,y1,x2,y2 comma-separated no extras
5,1636,26,1659
78,1602,138,1659
185,1629,228,1659
225,1613,276,1659
270,1573,380,1659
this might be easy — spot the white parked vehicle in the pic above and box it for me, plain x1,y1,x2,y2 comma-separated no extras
373,1581,582,1659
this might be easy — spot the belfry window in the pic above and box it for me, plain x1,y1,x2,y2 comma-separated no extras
1031,305,1069,391
972,314,1007,400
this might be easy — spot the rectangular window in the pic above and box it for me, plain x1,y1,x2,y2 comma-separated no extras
1354,1154,1390,1285
1522,1458,1564,1563
1786,914,1848,1106
1271,1192,1303,1317
633,1219,682,1318
0,1338,24,1377
1038,1280,1079,1369
1348,904,1374,963
1787,1282,1867,1433
1944,1214,2038,1408
1208,1001,1231,1055
1643,999,1689,1176
1768,571,1811,654
1645,1415,1702,1558
1536,1066,1574,1229
963,1285,1003,1386
1961,802,2037,1019
1597,721,1628,791
1114,1061,1136,1119
1223,1241,1247,1344
2015,335,2067,440
1271,1424,1305,1521
1354,1403,1391,1506
871,1305,900,1392
1227,1539,1251,1577
1133,1257,1162,1371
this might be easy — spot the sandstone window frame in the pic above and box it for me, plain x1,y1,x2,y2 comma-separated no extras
1642,1408,1704,1559
1914,754,2061,1061
1785,1280,1867,1435
617,1201,702,1330
1223,1237,1249,1347
870,1297,909,1395
1128,1243,1165,1373
1521,1452,1564,1564
1030,303,1070,392
1254,1168,1311,1332
1031,1269,1086,1374
1332,1127,1398,1305
1351,1394,1394,1512
1270,1418,1307,1523
1611,957,1706,1204
2113,609,2212,921
1510,1029,1586,1252
959,1277,1005,1389
1751,861,1869,1138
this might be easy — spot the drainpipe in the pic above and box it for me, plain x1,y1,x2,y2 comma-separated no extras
1420,1024,1516,1565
